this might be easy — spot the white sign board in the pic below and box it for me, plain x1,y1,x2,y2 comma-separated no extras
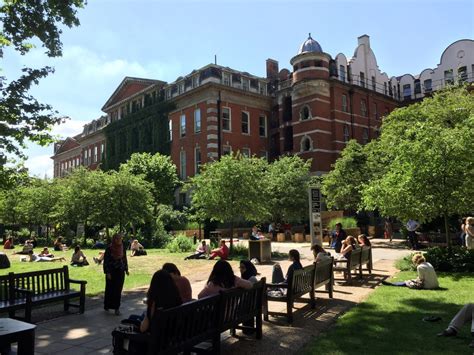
308,187,323,246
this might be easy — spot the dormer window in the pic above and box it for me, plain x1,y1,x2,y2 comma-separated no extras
300,105,311,120
222,72,231,86
242,78,249,91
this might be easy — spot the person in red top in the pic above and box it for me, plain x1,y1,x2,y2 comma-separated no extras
3,237,14,249
208,240,229,260
162,263,192,303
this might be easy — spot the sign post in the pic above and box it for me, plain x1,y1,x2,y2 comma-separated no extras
308,187,323,246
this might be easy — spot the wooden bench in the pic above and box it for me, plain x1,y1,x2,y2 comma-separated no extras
314,257,334,299
0,266,87,322
333,248,362,284
359,246,372,276
263,265,315,323
112,279,265,354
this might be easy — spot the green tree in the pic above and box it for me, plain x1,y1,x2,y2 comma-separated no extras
120,152,179,208
264,155,311,223
0,0,86,163
362,86,474,246
187,154,268,250
103,170,153,232
322,140,369,211
55,167,104,241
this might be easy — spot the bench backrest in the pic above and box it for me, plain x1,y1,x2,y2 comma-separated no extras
314,257,333,287
149,294,220,355
0,274,9,302
360,246,371,265
9,266,69,298
348,248,362,269
219,278,265,330
288,265,315,298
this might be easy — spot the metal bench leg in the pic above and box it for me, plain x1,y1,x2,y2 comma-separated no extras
287,301,293,324
263,297,269,321
256,314,262,339
64,299,70,312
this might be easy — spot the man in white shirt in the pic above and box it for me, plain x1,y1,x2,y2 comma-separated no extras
406,219,420,250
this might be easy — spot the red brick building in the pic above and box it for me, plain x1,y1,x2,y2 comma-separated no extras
52,34,474,181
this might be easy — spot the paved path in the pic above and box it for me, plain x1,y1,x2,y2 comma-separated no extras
13,240,410,354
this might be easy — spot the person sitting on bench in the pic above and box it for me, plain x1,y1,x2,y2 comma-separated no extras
130,239,147,257
185,240,209,260
208,240,229,260
339,236,359,259
271,249,303,284
311,244,331,263
198,260,252,298
71,245,89,266
437,303,474,349
357,234,371,247
162,263,192,303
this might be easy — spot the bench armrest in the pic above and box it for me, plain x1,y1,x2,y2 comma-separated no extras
69,279,87,285
265,283,288,289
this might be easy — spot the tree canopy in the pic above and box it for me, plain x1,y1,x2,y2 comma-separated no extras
0,0,87,164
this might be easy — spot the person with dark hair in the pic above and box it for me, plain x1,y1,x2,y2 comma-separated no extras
39,247,54,258
162,263,192,303
198,260,252,298
208,240,229,260
406,219,420,250
437,303,474,349
27,250,65,262
271,249,303,284
239,260,258,283
3,236,14,250
331,223,347,253
71,245,89,266
53,237,66,251
185,240,209,260
311,244,331,263
103,234,129,315
140,270,183,333
339,236,359,259
357,234,371,247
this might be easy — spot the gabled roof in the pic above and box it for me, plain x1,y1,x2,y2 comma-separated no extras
53,137,81,156
101,77,166,111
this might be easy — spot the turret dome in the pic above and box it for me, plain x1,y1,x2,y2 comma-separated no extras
298,33,323,54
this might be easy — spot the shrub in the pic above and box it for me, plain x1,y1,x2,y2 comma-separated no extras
327,217,358,230
166,234,194,253
230,244,249,259
424,246,474,272
397,247,474,273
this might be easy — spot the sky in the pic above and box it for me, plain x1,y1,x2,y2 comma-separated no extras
3,0,474,177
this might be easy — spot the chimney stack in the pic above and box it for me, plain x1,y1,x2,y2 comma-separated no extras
266,58,279,80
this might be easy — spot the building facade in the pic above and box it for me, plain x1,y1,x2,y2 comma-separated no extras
52,34,474,179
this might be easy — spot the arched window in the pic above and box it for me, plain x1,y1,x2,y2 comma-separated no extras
300,135,313,152
300,105,311,120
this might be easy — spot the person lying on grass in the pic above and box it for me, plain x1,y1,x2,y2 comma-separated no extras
382,253,439,289
28,250,65,262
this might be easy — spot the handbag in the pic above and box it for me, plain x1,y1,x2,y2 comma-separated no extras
112,323,149,355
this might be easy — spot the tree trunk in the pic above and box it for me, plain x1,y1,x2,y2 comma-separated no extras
198,222,202,241
229,220,234,253
443,212,451,249
83,220,87,244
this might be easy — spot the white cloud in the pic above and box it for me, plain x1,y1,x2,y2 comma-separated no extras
25,154,54,179
51,119,90,139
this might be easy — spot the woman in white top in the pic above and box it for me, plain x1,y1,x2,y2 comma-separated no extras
383,253,438,289
71,246,89,266
465,217,474,250
311,244,331,263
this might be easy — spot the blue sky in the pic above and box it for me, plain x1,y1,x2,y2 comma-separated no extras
4,0,473,177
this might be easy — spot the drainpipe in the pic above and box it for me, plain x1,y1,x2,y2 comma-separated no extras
217,91,222,159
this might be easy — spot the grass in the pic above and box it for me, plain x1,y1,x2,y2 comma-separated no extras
0,248,243,296
302,271,474,355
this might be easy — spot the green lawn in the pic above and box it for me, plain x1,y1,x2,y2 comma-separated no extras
1,248,237,296
302,271,474,355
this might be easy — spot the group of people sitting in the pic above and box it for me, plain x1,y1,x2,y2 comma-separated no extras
184,240,229,260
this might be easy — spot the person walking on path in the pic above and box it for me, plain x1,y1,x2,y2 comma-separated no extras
103,234,129,315
437,303,474,349
406,219,420,250
465,217,474,249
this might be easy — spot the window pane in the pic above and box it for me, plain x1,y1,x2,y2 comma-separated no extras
194,109,201,133
222,108,231,131
180,114,186,137
259,115,266,137
241,111,249,134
